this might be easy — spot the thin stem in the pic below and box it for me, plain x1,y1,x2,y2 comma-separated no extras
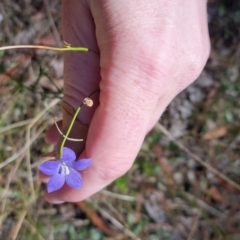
59,106,81,157
0,45,89,52
54,117,83,142
59,89,100,157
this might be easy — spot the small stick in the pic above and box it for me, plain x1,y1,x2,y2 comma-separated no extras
155,122,240,192
54,117,83,142
187,211,200,240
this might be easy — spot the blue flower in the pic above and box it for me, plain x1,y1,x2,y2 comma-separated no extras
38,147,92,193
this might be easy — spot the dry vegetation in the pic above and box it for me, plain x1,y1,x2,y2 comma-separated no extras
0,0,240,239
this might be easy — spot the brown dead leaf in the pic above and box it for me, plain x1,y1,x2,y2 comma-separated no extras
202,126,227,140
158,156,173,177
206,186,226,204
217,177,240,194
75,201,116,237
0,54,31,84
152,144,176,187
0,54,31,94
134,194,143,222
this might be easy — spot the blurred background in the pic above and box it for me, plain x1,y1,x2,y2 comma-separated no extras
0,0,240,239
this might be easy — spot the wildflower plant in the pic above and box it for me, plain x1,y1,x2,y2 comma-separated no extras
37,93,96,193
0,42,97,193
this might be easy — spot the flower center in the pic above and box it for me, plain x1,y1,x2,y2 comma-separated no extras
62,162,70,175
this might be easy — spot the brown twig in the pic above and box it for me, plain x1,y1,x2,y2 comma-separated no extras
75,201,116,237
154,122,240,192
187,211,200,240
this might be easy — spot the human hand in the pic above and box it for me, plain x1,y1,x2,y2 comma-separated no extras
40,0,210,203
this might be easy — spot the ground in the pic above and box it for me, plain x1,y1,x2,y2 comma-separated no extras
0,0,240,239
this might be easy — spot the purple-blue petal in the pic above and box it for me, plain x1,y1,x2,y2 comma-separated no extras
38,161,60,176
70,158,92,171
66,168,82,189
47,171,65,193
60,147,76,163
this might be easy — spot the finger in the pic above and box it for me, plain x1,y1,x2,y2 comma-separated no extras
61,0,100,125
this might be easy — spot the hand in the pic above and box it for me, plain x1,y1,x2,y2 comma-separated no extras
41,0,210,203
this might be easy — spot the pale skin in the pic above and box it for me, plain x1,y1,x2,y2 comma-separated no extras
40,0,210,203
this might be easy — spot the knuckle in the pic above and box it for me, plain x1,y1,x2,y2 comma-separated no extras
96,161,132,182
177,45,210,92
187,56,204,79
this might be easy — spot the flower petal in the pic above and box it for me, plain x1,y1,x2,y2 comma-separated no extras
38,161,60,175
66,168,82,189
47,171,65,193
70,158,92,171
60,147,76,163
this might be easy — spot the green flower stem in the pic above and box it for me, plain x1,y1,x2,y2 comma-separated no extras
59,106,82,158
0,45,89,52
59,89,100,158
